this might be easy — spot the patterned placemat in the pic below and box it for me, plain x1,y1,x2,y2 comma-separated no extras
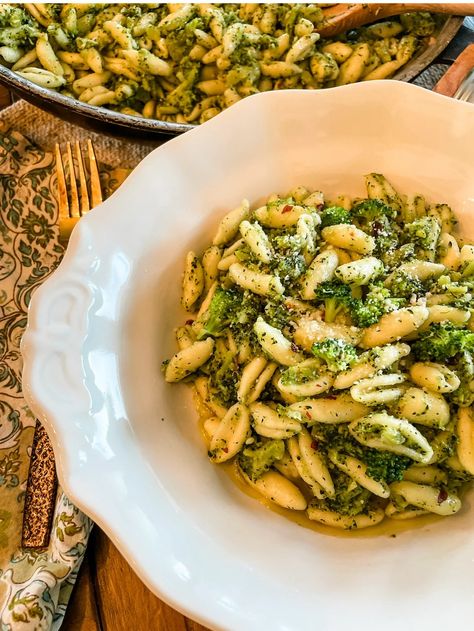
0,121,150,630
0,100,154,169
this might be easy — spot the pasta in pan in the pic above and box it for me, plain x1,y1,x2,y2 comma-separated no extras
164,173,474,531
0,4,443,124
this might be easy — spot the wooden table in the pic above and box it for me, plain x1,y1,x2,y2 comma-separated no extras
62,529,209,631
0,82,209,631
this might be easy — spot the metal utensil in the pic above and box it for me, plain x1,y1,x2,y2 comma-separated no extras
453,67,474,100
56,140,103,242
22,139,103,549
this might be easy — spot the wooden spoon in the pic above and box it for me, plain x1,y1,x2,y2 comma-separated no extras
317,4,474,38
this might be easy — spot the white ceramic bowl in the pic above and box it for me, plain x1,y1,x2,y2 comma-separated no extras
22,82,474,631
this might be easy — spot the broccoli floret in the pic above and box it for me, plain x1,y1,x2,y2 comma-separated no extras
404,216,441,261
271,230,303,254
198,287,262,343
411,323,474,362
263,298,295,331
364,450,411,483
315,281,405,327
381,243,416,268
319,206,351,229
208,347,240,405
314,422,412,487
281,4,324,36
349,283,403,328
0,6,40,47
324,488,372,517
314,423,410,486
228,290,263,354
387,269,424,299
311,421,348,448
449,352,474,407
197,287,241,339
400,12,436,37
279,361,321,388
313,280,353,323
165,61,199,113
366,283,404,310
300,4,325,25
351,199,397,224
323,469,371,516
442,466,474,492
431,274,473,308
273,251,306,284
0,5,27,28
349,300,382,328
311,339,358,372
233,291,262,333
165,16,205,61
0,24,39,48
351,199,399,255
238,439,285,481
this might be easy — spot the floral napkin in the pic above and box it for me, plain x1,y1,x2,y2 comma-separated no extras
0,121,131,630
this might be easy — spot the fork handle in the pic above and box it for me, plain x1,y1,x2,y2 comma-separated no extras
318,3,474,37
59,216,80,243
434,43,474,97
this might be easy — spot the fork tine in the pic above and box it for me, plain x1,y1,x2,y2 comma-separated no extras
66,142,80,218
87,139,103,207
75,141,90,215
55,144,69,218
454,69,474,103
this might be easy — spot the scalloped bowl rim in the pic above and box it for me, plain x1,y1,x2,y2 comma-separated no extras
21,82,474,631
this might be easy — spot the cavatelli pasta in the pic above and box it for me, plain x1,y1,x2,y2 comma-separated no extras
164,174,474,532
0,4,438,124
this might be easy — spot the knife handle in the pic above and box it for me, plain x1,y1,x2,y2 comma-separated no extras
22,421,58,549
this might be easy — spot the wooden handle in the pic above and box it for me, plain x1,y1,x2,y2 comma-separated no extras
411,4,474,15
318,3,474,38
434,43,474,96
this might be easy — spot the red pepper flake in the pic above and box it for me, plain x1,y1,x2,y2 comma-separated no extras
437,488,448,504
372,220,384,237
223,447,229,454
185,319,194,325
311,440,319,451
305,411,312,420
282,204,293,214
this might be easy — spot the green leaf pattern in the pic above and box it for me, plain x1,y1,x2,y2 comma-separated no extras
0,125,126,630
